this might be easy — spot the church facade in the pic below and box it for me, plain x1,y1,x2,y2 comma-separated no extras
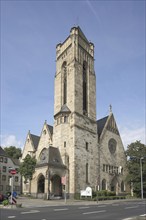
21,26,127,199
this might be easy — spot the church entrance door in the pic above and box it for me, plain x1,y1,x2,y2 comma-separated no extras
51,175,62,197
37,174,45,193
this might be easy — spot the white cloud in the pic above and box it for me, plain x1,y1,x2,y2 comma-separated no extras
0,135,23,148
120,126,146,149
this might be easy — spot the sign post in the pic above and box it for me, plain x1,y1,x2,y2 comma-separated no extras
9,168,17,204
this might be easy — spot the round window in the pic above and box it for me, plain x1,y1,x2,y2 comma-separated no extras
108,138,117,154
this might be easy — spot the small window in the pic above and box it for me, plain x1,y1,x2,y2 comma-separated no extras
3,166,6,172
86,163,88,183
64,116,68,123
103,164,105,172
4,157,7,163
109,166,111,173
2,175,6,181
106,165,108,172
86,142,88,151
15,176,19,182
64,141,66,148
6,185,11,191
0,157,3,162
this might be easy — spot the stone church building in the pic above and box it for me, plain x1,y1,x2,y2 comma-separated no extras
22,26,127,199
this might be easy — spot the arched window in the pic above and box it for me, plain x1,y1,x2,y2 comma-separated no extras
83,61,87,114
37,174,45,193
102,179,106,190
121,181,124,192
86,163,88,183
62,62,67,104
39,148,47,162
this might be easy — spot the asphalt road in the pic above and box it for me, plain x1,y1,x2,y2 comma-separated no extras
0,200,146,220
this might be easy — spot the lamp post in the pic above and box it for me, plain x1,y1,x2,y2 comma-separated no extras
140,157,144,200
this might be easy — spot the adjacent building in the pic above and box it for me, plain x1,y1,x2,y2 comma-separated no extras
0,147,21,195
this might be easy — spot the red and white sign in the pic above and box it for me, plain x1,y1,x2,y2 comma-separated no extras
9,169,16,175
10,195,17,205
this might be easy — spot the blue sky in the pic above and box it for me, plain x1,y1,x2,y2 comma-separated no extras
1,0,145,149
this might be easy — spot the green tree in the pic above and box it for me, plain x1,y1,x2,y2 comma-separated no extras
126,141,146,198
4,146,22,159
19,154,36,194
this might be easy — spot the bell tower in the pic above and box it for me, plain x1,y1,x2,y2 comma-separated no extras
53,26,98,197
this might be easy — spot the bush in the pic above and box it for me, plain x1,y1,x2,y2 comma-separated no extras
2,199,9,206
97,196,126,201
96,190,116,197
92,190,97,198
74,193,80,200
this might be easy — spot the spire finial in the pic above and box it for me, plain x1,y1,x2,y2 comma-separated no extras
109,104,112,113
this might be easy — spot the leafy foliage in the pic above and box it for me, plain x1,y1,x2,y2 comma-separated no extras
4,146,22,159
126,141,146,197
19,154,36,182
2,199,9,206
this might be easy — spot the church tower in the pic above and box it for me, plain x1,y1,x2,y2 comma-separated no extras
53,27,98,197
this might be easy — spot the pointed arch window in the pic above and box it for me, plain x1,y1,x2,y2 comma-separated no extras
86,163,88,183
83,61,87,114
102,179,106,190
62,62,67,105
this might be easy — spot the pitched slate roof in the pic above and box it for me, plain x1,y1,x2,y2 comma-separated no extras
30,134,40,150
97,116,108,138
46,124,53,136
49,146,66,168
54,104,71,117
0,146,7,156
78,26,89,43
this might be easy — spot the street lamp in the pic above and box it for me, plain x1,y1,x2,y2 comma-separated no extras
140,157,144,199
131,156,145,199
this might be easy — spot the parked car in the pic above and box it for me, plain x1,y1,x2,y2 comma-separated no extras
0,193,10,204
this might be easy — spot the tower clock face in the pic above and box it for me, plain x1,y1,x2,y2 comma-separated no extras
108,138,117,154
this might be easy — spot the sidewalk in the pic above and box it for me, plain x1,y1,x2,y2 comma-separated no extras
17,196,98,208
16,196,144,208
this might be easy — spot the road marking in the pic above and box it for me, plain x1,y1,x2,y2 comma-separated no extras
122,218,133,220
78,206,90,209
21,210,40,214
83,210,106,215
98,205,106,207
8,217,16,219
54,208,68,211
125,206,139,209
